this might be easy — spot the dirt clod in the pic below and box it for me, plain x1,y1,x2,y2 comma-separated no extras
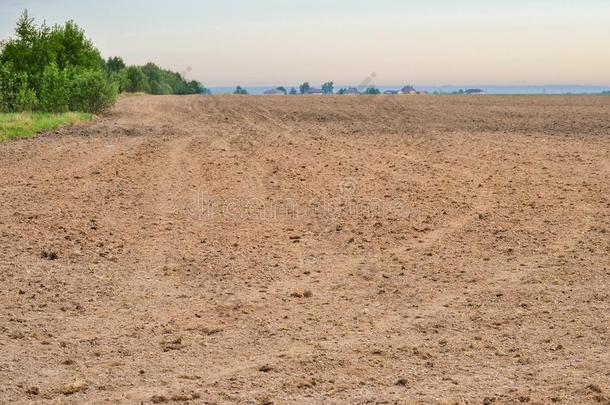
40,250,58,260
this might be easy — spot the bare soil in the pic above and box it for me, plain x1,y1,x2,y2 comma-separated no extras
1,95,609,404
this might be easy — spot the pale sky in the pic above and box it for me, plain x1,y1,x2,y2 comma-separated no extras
1,0,610,86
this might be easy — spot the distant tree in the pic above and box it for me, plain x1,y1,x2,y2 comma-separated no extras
186,80,205,94
234,85,248,95
321,81,334,94
289,87,297,95
276,86,287,95
337,88,347,95
124,66,149,93
299,82,311,95
364,87,381,95
106,56,125,73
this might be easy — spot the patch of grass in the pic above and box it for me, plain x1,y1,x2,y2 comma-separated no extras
0,112,93,141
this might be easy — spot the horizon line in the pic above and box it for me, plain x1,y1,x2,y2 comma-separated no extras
206,84,610,89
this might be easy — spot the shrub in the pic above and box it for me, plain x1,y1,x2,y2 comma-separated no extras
150,80,173,95
38,63,69,112
68,69,117,113
0,62,35,112
14,87,38,111
109,69,129,93
124,66,150,93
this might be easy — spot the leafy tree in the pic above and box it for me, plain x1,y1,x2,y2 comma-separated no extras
337,88,347,95
151,81,173,95
14,86,38,111
234,86,248,95
106,56,126,73
289,87,297,95
0,11,41,75
138,62,203,95
322,81,334,94
0,10,210,113
299,82,311,95
276,86,287,95
109,69,129,93
124,66,149,93
68,69,117,113
1,12,102,79
50,20,103,70
39,62,69,112
364,87,381,95
0,62,32,112
188,80,204,94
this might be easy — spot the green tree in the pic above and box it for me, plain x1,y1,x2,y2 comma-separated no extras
14,86,38,111
289,87,297,95
234,86,248,95
1,12,102,76
50,20,102,71
0,62,24,111
124,66,149,93
39,62,69,112
109,69,129,93
106,56,126,73
0,10,113,112
276,86,287,95
321,81,334,94
68,69,117,113
188,80,205,94
0,10,210,112
299,82,311,95
364,87,381,95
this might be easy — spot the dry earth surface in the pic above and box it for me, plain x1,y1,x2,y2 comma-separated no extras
1,95,609,404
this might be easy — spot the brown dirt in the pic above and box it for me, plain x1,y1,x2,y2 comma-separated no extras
1,94,609,404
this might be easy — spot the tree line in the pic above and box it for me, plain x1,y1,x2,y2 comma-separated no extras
0,11,208,114
234,81,385,95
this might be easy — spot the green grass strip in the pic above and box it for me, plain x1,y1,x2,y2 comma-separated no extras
0,112,93,141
